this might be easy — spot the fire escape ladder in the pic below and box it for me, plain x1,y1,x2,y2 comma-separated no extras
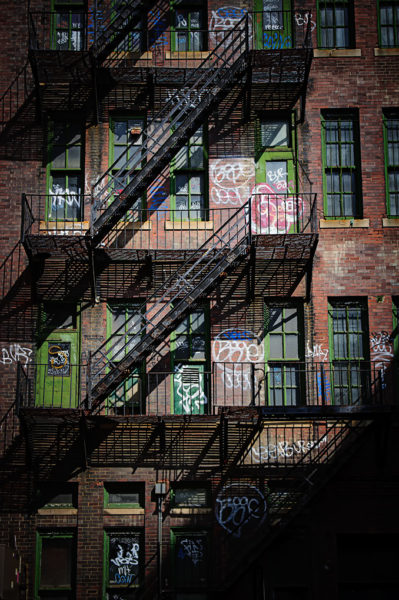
88,201,252,411
89,16,250,246
90,0,145,65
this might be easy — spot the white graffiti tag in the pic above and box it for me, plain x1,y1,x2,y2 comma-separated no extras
294,12,316,32
306,343,329,362
0,344,32,366
210,159,253,206
215,483,267,538
111,543,139,568
212,329,263,363
179,539,204,565
174,365,208,414
251,435,328,463
209,7,252,47
370,331,394,388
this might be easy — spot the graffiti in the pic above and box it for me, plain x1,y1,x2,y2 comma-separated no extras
178,538,204,565
210,159,253,206
212,330,264,363
263,32,292,49
149,9,168,48
174,365,207,414
49,185,81,219
111,543,139,568
294,12,316,32
317,370,331,403
109,536,140,586
166,87,206,111
215,483,267,537
87,10,104,46
47,343,70,377
209,6,252,47
306,343,329,362
370,331,394,388
220,366,252,390
148,181,168,220
251,435,328,462
251,183,304,234
0,344,32,366
266,166,289,190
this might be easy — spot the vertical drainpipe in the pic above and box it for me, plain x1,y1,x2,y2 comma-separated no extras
155,482,167,599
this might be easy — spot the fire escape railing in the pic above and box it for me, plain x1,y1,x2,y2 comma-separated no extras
89,16,250,245
0,61,35,136
88,200,251,409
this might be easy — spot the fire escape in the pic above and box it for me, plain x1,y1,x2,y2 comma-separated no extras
1,3,393,595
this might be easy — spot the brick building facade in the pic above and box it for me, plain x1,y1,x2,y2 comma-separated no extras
0,1,398,599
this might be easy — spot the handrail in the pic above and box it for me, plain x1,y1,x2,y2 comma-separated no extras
0,61,35,136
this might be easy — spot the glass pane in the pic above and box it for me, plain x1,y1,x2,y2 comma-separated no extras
334,333,348,358
176,316,189,334
266,161,287,190
269,308,283,332
176,174,189,194
192,336,205,359
285,334,299,359
190,175,203,194
191,311,205,333
190,145,203,168
68,144,81,168
261,121,289,147
176,10,188,28
175,146,189,169
175,335,190,359
174,487,207,507
108,489,141,505
114,121,127,143
270,334,283,358
41,537,72,587
284,308,298,332
111,308,125,333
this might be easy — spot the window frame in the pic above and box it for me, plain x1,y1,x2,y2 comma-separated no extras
170,1,207,52
104,482,145,509
170,482,211,509
103,529,143,596
51,0,87,51
378,1,399,48
316,0,355,49
36,483,78,510
383,110,399,217
170,124,208,221
321,111,362,219
170,529,210,590
35,530,75,599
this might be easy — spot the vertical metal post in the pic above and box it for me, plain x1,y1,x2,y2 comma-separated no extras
157,495,162,599
250,362,256,406
320,363,326,407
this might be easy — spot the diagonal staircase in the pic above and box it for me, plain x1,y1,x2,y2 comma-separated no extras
88,201,252,410
89,16,250,246
90,0,145,64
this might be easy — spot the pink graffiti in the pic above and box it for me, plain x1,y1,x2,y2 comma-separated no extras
251,183,304,234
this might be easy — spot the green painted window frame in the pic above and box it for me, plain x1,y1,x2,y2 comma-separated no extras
46,119,84,221
170,1,207,52
51,0,86,51
328,298,369,405
36,483,78,510
104,482,144,509
321,111,362,219
106,302,145,415
316,0,354,49
170,124,208,220
378,1,399,47
254,0,293,50
170,483,211,508
265,303,305,407
103,529,143,596
109,115,147,216
170,529,209,589
383,110,399,217
35,531,75,599
171,306,210,364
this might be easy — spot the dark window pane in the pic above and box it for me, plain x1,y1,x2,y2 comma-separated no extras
41,538,73,588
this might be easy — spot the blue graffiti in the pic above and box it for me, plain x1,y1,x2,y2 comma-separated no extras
217,7,247,19
149,183,168,220
114,573,133,584
263,32,292,49
219,330,254,340
149,9,168,47
316,372,331,403
87,11,104,46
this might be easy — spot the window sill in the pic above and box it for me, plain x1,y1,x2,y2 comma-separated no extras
170,508,212,515
382,217,399,227
314,48,361,58
166,51,211,59
104,507,145,515
165,221,214,230
374,48,399,56
113,221,152,231
37,508,77,515
320,218,369,228
39,221,89,233
108,51,153,60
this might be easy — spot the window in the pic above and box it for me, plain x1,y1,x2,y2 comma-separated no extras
255,0,292,50
171,483,210,508
51,1,85,50
379,1,399,47
321,112,362,218
329,299,369,404
317,1,354,48
47,121,84,221
106,303,144,414
171,1,206,51
104,483,144,509
35,531,75,598
37,483,77,510
172,308,209,415
171,125,207,220
383,111,399,216
113,0,144,53
104,530,142,594
171,530,209,589
265,304,304,406
109,116,146,216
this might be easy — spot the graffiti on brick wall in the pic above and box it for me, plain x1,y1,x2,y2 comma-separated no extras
294,12,316,32
251,183,304,234
178,538,204,565
370,331,394,388
209,6,252,47
215,483,267,537
1,344,32,366
149,8,168,48
210,159,253,206
317,370,331,404
251,435,328,462
306,343,329,362
212,330,263,390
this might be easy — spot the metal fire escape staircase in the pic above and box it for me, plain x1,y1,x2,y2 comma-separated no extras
89,201,252,410
89,16,250,246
